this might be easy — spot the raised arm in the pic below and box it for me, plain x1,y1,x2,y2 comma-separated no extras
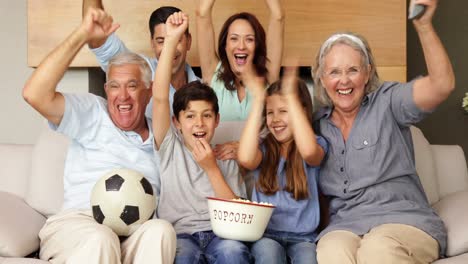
196,0,219,83
238,73,266,170
412,0,455,111
82,0,103,12
265,0,284,84
82,0,109,48
283,68,324,166
23,8,118,126
152,12,189,149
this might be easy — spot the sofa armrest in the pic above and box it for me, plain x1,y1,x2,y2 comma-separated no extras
0,191,46,257
433,190,468,257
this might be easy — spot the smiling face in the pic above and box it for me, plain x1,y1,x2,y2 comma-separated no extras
320,44,370,114
173,100,220,151
265,94,293,146
225,19,256,76
151,23,192,76
105,64,151,135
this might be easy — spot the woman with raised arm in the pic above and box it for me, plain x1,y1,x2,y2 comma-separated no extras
196,0,284,122
313,0,455,263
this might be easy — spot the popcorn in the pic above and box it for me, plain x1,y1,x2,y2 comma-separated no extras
231,198,274,206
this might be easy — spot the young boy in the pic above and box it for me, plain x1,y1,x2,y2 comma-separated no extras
152,12,251,263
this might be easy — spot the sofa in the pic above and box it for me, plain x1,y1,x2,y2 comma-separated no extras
1,122,468,264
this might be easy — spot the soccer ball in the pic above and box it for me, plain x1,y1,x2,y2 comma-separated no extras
91,168,157,236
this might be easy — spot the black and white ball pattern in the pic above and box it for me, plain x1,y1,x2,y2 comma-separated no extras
91,168,157,236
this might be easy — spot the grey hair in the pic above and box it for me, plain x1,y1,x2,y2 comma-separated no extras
107,52,152,88
312,32,380,107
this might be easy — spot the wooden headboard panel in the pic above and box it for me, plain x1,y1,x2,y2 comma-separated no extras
28,0,406,81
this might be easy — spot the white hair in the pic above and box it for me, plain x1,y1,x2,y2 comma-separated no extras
319,33,370,65
107,52,152,88
312,32,381,107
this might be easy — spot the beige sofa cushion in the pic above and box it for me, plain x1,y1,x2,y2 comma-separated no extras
433,191,468,257
431,145,468,199
212,121,254,195
0,144,33,199
25,125,68,217
212,121,245,145
0,258,50,264
432,253,468,264
0,192,46,257
411,126,440,204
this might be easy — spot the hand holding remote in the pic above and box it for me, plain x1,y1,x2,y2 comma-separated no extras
408,0,426,20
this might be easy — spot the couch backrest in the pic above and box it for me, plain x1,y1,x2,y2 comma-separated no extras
25,121,467,217
25,124,69,217
431,144,468,199
411,126,468,204
25,120,251,216
24,120,250,217
212,121,245,145
212,121,255,196
0,143,33,199
410,126,440,204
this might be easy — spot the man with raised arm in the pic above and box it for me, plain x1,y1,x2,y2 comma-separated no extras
23,7,176,264
83,0,199,117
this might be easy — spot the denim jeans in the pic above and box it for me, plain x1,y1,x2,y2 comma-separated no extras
251,230,318,264
175,231,252,264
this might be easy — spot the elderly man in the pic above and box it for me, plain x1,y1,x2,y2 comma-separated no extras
83,0,199,117
22,7,176,264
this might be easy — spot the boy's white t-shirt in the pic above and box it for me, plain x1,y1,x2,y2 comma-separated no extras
156,127,246,234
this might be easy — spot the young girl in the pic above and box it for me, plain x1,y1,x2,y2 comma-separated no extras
238,69,327,264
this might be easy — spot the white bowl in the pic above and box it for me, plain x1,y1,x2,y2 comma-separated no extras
207,197,275,242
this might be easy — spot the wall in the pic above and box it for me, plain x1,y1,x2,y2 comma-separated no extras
28,0,407,77
407,1,468,155
0,0,88,144
3,0,467,152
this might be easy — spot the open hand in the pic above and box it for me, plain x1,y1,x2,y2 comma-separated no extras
214,141,239,161
281,66,300,97
412,0,438,27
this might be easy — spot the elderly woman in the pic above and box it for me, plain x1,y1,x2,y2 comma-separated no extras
313,0,454,263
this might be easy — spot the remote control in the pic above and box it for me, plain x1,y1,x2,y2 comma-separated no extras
408,3,426,20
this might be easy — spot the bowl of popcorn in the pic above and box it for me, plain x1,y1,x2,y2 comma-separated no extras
207,197,275,242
